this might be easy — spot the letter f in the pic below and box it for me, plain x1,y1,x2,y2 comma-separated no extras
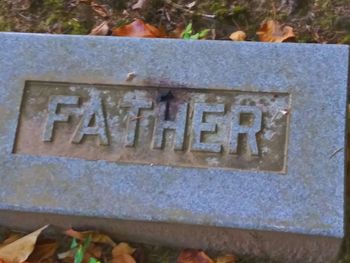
42,95,79,142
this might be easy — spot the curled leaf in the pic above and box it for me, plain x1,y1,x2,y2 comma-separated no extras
0,225,48,263
65,229,116,246
91,1,110,17
132,0,148,10
229,31,246,41
177,249,214,263
256,19,295,42
112,19,166,38
186,1,196,9
90,21,110,36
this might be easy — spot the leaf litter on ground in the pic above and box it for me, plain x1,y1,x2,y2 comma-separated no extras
0,225,238,263
0,225,48,263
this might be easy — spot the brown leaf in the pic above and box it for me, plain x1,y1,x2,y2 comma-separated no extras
0,225,48,263
256,19,295,42
177,249,214,263
91,1,110,18
132,0,148,10
169,23,185,38
90,21,110,36
87,244,103,258
229,31,246,41
65,229,116,246
110,254,136,263
215,254,237,263
112,243,136,258
27,239,58,262
112,19,166,38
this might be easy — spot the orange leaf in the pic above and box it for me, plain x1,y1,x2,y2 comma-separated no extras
177,249,214,263
112,243,136,258
256,19,295,42
112,19,166,38
64,229,84,240
229,31,246,41
0,225,48,263
110,254,136,263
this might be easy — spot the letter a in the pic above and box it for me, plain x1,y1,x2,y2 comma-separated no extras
71,91,109,145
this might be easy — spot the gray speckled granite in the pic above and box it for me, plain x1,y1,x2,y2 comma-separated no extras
0,33,348,262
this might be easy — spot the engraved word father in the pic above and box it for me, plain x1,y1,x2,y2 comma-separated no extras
42,94,262,155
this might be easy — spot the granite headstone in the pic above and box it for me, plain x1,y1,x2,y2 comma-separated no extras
0,33,348,262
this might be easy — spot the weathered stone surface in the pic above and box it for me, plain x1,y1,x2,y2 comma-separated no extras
0,33,348,262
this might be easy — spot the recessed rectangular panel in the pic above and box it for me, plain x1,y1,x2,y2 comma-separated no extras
14,81,290,172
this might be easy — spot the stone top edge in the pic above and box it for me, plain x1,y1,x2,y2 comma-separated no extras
0,31,349,50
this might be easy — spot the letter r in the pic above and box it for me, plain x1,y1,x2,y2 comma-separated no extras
229,105,262,155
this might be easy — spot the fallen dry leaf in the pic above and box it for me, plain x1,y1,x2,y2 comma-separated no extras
87,243,103,258
0,225,48,263
215,254,237,263
132,0,148,10
112,19,166,38
186,1,196,9
27,239,58,262
57,249,75,260
229,30,246,41
65,229,116,246
110,254,136,263
90,21,110,36
112,242,136,257
91,1,110,17
256,19,295,42
169,23,185,38
177,249,214,263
